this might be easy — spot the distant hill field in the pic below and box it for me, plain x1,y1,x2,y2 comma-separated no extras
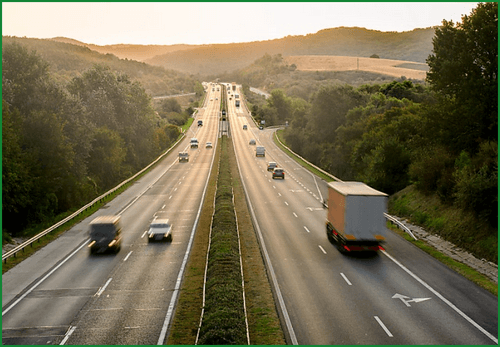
284,55,429,80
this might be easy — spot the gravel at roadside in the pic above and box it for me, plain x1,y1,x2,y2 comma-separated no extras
392,216,498,283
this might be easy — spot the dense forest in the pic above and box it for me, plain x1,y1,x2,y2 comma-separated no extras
245,3,498,259
2,42,200,238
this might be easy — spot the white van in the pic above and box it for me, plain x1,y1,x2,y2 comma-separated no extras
190,138,199,148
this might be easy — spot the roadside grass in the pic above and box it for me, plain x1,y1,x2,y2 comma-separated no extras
167,140,220,345
274,129,333,182
390,185,497,264
228,137,285,345
388,223,498,296
167,136,285,345
181,117,194,133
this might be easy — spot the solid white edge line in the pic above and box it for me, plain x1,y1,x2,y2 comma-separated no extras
2,239,90,316
59,325,77,345
232,127,298,345
381,250,498,344
156,131,218,345
374,316,393,337
340,273,352,286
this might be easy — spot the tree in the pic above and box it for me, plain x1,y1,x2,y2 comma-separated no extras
426,2,498,151
161,98,182,113
267,89,291,123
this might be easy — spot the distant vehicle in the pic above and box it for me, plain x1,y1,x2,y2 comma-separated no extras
235,100,240,107
190,138,199,148
272,168,285,179
217,88,220,91
267,162,277,171
210,99,213,101
179,152,189,162
147,219,172,242
235,94,240,99
206,142,213,148
222,110,226,116
88,215,122,254
256,146,265,157
198,120,203,126
216,97,218,100
259,126,264,130
243,124,248,130
326,181,387,253
249,139,256,145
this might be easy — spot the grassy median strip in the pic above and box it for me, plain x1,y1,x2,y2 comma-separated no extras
167,136,285,345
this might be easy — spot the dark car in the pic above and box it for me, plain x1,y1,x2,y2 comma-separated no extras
88,215,122,254
198,120,203,126
267,162,278,171
272,168,285,179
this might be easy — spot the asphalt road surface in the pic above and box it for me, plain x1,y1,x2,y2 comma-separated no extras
2,84,221,345
3,84,497,345
228,90,497,345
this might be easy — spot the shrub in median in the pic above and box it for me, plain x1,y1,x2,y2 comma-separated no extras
197,137,247,345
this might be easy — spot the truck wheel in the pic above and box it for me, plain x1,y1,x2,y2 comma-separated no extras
326,230,334,243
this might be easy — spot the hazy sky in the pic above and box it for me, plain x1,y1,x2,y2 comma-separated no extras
3,2,480,46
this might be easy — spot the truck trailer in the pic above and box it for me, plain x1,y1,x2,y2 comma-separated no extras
326,181,387,253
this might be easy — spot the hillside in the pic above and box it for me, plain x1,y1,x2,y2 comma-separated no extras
2,36,197,97
52,26,435,76
144,27,435,75
51,37,195,62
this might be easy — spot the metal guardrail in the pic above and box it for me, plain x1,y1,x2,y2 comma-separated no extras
384,213,418,240
3,131,188,263
273,130,418,241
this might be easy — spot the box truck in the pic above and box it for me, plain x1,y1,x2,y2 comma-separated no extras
326,181,387,252
256,146,265,157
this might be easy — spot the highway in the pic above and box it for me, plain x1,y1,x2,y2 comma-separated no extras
228,88,498,344
2,83,497,345
2,84,221,345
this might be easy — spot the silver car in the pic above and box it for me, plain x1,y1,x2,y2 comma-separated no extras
147,219,172,242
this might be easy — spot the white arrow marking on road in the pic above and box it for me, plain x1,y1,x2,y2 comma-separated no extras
392,293,431,307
